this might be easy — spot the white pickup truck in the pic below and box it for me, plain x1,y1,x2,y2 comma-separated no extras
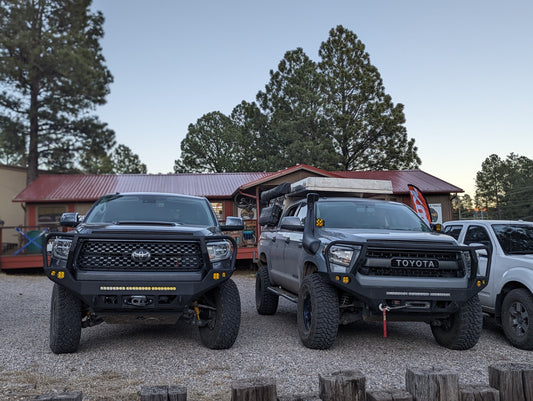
442,220,533,349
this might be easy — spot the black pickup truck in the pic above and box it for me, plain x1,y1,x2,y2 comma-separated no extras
256,180,490,350
43,192,243,353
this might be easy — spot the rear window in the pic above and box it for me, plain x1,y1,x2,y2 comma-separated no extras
443,225,463,240
84,194,217,226
492,224,533,254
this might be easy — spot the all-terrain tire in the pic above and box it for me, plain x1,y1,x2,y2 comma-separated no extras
199,279,241,349
297,274,339,349
256,264,279,315
430,295,483,350
501,288,533,350
50,284,82,354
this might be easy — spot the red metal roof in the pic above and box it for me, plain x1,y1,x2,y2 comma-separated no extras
12,167,462,203
240,164,338,190
334,170,463,194
13,172,273,202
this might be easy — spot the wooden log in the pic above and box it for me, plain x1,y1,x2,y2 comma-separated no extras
319,370,366,401
488,362,533,401
140,385,169,401
168,385,187,401
405,367,459,401
231,377,277,401
367,389,413,401
459,384,499,401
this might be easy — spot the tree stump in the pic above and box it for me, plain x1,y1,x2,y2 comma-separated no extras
141,386,169,401
319,370,366,401
488,362,533,401
168,386,187,401
459,384,499,401
231,377,277,401
405,367,459,401
367,389,413,401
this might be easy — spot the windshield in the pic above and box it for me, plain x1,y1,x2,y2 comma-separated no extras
316,200,431,232
492,224,533,254
84,194,217,226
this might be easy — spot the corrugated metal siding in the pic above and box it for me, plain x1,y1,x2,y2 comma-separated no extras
13,173,272,202
12,168,461,203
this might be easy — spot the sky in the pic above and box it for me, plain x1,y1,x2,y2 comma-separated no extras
90,0,533,196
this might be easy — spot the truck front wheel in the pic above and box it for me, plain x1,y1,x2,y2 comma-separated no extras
297,274,339,349
256,264,279,315
50,284,82,354
501,288,533,350
198,279,241,349
430,295,482,350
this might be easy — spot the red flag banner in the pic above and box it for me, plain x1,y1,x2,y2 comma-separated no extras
408,184,432,227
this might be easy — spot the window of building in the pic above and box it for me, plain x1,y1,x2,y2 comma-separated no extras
38,205,66,227
210,202,224,221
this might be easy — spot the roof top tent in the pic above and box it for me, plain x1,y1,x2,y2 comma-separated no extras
261,177,393,205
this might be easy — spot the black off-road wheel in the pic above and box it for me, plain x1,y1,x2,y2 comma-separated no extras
430,295,483,350
501,288,533,350
256,264,279,315
50,284,82,354
297,274,339,349
198,279,241,349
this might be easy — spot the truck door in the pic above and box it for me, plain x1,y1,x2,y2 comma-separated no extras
268,203,304,293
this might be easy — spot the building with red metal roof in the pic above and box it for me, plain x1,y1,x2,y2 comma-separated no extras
2,164,462,268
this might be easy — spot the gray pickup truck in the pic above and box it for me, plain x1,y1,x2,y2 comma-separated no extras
256,179,490,350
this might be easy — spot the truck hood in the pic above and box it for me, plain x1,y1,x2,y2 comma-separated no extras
75,223,218,237
319,228,458,245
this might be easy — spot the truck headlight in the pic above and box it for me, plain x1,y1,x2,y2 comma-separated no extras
51,238,73,260
207,240,233,263
328,245,360,273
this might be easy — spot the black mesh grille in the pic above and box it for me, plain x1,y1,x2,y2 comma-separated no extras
77,240,203,271
360,247,464,278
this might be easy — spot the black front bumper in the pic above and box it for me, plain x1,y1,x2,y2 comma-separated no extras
324,240,491,317
45,267,234,313
43,231,237,313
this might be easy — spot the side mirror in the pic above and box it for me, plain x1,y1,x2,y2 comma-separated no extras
221,216,244,231
280,216,304,231
60,212,80,227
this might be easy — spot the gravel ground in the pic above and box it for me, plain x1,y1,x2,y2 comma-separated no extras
0,269,532,401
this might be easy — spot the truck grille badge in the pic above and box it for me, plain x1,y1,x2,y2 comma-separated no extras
131,248,151,263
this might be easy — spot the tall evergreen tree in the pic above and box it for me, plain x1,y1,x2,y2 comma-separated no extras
0,0,114,183
111,144,147,174
175,112,246,173
256,48,337,170
475,153,533,220
318,25,419,170
174,25,421,173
